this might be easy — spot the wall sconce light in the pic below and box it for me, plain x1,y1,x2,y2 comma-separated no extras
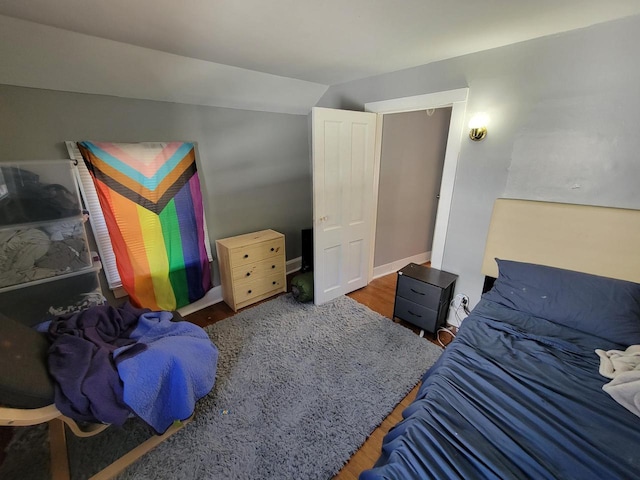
468,113,489,141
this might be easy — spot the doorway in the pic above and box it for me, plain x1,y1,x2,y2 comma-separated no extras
372,107,452,278
365,88,469,274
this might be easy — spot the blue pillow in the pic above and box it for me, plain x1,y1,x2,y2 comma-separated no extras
483,259,640,346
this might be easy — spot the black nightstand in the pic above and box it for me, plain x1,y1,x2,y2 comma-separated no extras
393,263,458,334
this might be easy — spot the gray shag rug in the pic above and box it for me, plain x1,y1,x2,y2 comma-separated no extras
1,294,442,479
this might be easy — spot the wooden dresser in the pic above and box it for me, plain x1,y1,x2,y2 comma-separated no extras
216,229,286,311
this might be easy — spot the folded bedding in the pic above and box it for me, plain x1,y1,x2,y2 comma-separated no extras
0,225,90,288
361,299,640,480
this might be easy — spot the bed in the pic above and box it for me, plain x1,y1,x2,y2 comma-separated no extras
360,199,640,479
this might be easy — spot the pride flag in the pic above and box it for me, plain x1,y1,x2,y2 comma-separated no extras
78,141,211,310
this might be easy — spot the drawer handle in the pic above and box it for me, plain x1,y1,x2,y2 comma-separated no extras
244,254,249,259
272,281,276,285
270,247,275,252
247,289,252,294
410,288,425,296
271,265,275,269
246,272,251,277
407,310,422,318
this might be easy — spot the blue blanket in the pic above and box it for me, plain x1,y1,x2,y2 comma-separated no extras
113,311,218,433
360,300,640,479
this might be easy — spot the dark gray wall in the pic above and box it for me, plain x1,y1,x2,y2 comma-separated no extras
0,85,312,288
318,14,640,304
374,108,451,267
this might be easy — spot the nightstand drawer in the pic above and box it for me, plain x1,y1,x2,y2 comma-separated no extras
394,297,438,333
397,274,442,308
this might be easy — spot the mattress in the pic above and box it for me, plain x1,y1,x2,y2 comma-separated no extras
361,298,640,479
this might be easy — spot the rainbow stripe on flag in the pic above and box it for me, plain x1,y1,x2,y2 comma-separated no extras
78,141,211,310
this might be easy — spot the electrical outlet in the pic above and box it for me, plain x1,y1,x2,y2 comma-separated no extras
452,293,469,309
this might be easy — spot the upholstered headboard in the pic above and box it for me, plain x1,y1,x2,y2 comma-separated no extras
481,199,640,284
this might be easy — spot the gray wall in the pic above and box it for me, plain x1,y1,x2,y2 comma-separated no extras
374,108,451,267
318,14,640,304
0,85,312,288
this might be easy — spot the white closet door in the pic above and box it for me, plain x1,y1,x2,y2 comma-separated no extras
311,107,377,305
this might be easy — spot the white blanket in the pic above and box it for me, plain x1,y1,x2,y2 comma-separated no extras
595,345,640,418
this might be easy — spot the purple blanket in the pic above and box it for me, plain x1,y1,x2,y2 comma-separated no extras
47,303,152,425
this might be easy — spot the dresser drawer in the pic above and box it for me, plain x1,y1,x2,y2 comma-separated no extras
229,237,285,268
397,274,442,308
231,256,284,283
234,272,286,304
394,297,438,333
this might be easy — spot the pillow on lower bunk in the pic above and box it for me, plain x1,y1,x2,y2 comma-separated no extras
483,259,640,346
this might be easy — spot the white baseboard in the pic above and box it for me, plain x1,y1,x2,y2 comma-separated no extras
178,256,302,316
372,252,431,280
177,285,224,316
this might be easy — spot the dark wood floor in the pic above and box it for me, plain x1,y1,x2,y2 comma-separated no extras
188,267,450,479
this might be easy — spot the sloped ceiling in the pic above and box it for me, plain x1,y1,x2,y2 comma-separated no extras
1,1,639,114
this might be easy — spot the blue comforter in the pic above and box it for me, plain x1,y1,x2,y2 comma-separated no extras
114,310,218,433
361,300,640,479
